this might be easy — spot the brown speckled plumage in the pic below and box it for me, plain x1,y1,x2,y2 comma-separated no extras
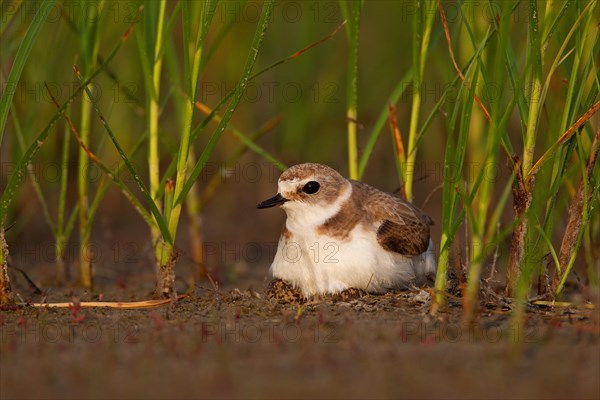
316,195,362,239
318,180,433,256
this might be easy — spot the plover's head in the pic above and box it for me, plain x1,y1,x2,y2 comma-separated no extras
257,163,351,225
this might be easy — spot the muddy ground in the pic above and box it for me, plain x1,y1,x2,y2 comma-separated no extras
1,274,599,400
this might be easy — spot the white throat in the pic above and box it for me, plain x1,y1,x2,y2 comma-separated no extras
280,181,352,233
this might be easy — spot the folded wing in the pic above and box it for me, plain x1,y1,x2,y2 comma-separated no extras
352,181,433,256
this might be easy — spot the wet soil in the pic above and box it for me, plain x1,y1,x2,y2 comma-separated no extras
1,279,598,400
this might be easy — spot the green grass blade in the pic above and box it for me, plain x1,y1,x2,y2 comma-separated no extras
57,106,71,237
346,0,362,179
357,69,412,178
45,85,156,230
404,0,436,202
433,60,479,310
0,12,139,226
10,101,56,233
63,204,80,242
542,0,572,46
88,131,149,222
187,21,345,149
0,0,56,146
536,225,561,276
521,0,543,178
200,116,283,207
165,0,218,244
357,24,444,179
195,103,287,171
176,0,275,206
201,0,241,71
74,69,172,244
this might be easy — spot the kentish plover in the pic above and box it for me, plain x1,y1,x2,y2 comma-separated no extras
257,163,437,297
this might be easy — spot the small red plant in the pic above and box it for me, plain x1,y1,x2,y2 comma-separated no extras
68,299,85,323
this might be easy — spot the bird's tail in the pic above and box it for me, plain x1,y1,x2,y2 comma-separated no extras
424,239,437,276
412,239,437,287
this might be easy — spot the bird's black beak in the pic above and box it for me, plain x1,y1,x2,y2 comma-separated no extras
257,193,288,209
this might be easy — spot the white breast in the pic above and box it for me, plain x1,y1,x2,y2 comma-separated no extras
269,223,435,296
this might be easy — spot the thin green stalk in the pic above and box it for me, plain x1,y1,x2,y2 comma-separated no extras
536,225,561,276
405,0,436,202
506,0,546,296
522,0,545,175
460,3,509,322
77,98,93,287
140,0,170,278
152,1,218,296
432,64,479,313
345,0,362,179
168,0,216,237
56,111,72,283
162,29,207,282
465,130,504,320
77,0,104,289
149,0,167,205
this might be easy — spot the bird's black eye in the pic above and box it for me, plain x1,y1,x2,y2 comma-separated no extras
302,181,320,194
